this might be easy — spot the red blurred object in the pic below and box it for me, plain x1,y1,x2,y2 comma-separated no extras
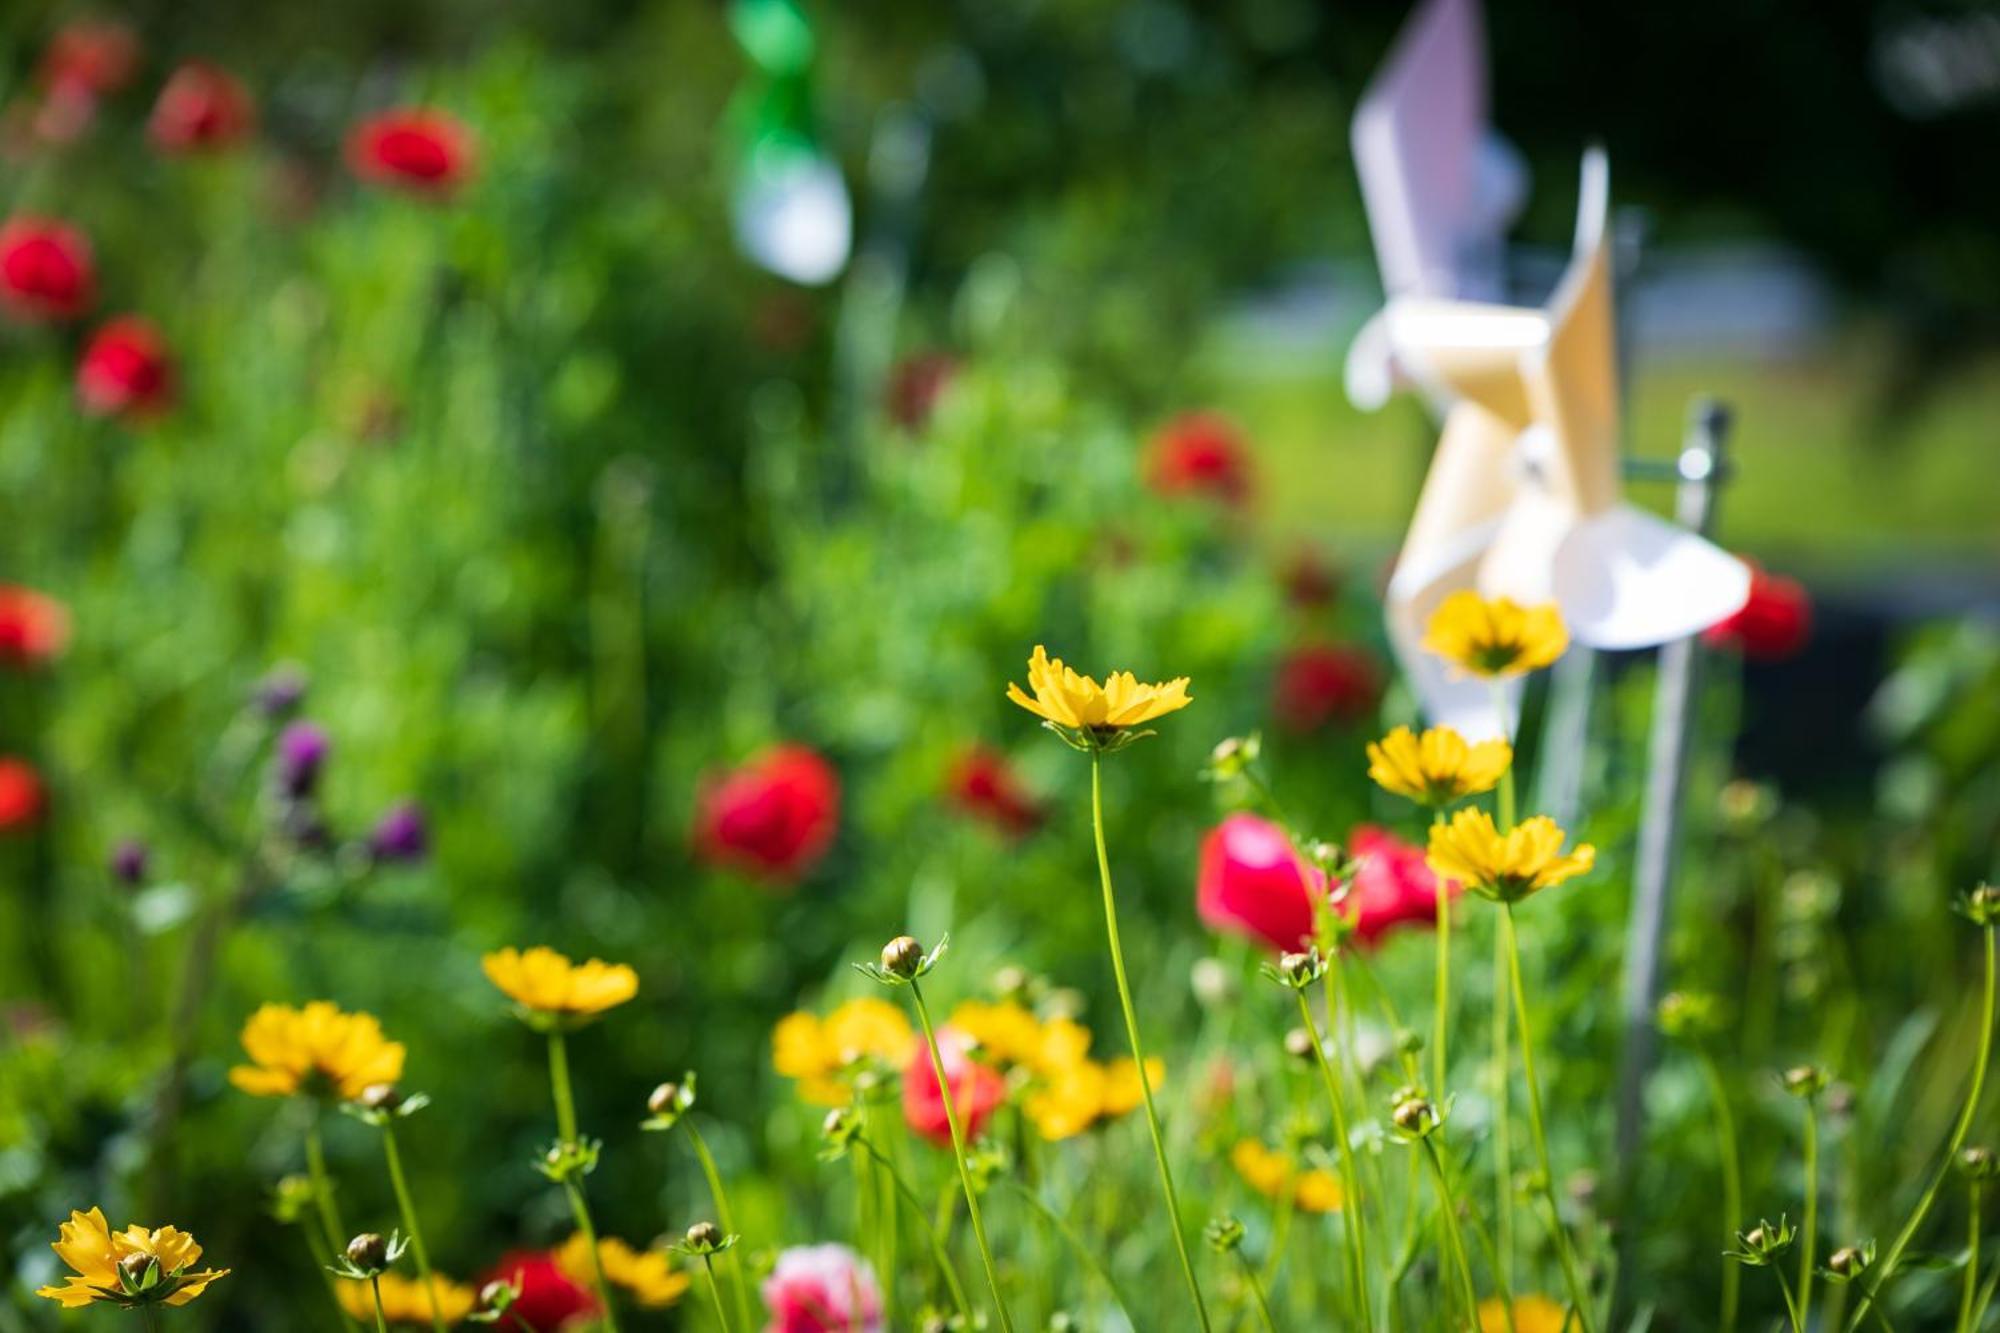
1144,411,1253,506
1341,824,1458,947
1280,547,1341,609
1271,642,1380,733
944,744,1041,837
1704,563,1812,661
885,352,956,431
149,61,254,152
0,759,47,832
481,1252,598,1332
902,1026,1005,1148
693,744,840,883
0,217,94,322
77,316,174,417
1196,812,1319,954
347,108,475,195
0,587,70,667
38,21,139,98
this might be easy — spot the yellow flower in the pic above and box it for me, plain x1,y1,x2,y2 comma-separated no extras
1479,1295,1579,1333
772,998,913,1105
1024,1055,1162,1141
1033,1017,1093,1071
1006,645,1192,737
228,1001,406,1101
1229,1140,1343,1214
1366,725,1513,806
1099,1056,1159,1117
556,1234,690,1308
337,1273,478,1325
482,947,638,1023
1426,809,1595,904
1423,592,1569,678
35,1208,229,1309
950,1000,1046,1068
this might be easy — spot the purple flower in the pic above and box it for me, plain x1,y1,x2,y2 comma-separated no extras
368,801,428,863
109,837,148,886
252,662,309,718
275,721,330,798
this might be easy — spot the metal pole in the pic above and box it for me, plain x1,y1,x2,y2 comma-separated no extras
1613,395,1733,1183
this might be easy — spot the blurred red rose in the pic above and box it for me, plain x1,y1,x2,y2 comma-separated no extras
1272,643,1380,733
347,108,475,195
1280,547,1340,609
902,1026,1005,1148
149,61,254,152
38,21,139,98
0,759,46,831
77,316,174,417
886,352,956,431
1340,824,1458,947
1196,812,1319,954
0,217,94,322
1704,563,1811,661
0,587,70,667
1144,411,1252,506
694,744,840,883
481,1251,598,1332
944,744,1041,837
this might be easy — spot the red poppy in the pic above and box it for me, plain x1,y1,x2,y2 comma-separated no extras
885,352,956,431
347,108,475,195
38,21,139,98
1340,824,1457,947
0,587,69,667
693,744,840,883
0,217,93,322
149,61,254,152
481,1251,598,1332
0,759,46,831
1272,643,1380,733
902,1026,1005,1148
1704,563,1811,661
1143,411,1253,507
944,744,1041,837
1196,813,1319,954
77,316,174,417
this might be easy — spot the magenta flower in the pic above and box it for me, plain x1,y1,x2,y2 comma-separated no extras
760,1244,883,1333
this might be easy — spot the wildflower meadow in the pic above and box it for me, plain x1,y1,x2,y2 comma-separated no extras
3,3,1999,1331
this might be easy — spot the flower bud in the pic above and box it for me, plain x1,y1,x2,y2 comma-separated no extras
118,1252,160,1291
881,935,924,979
356,1083,402,1114
1782,1065,1828,1099
1391,1095,1436,1136
1967,884,2000,927
1283,1027,1316,1063
346,1233,389,1272
1278,951,1314,985
1960,1146,2000,1181
1203,1214,1246,1253
1742,1225,1769,1251
686,1221,723,1252
649,1082,683,1118
1828,1246,1865,1278
479,1279,518,1311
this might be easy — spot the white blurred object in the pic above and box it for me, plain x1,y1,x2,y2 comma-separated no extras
733,142,852,286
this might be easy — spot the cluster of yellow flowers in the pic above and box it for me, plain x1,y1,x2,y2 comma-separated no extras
952,998,1161,1141
772,997,914,1105
1229,1139,1345,1214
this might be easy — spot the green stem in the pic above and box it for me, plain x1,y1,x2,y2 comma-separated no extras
701,1256,736,1333
1091,751,1212,1331
302,1209,361,1331
142,1306,161,1333
1493,920,1514,1296
1501,905,1595,1333
1297,989,1372,1323
1851,926,1997,1330
1432,816,1450,1099
910,981,1015,1333
1002,1180,1137,1325
1420,1137,1483,1324
380,1124,447,1333
1800,1101,1820,1331
1773,1263,1803,1333
1962,1180,1982,1333
370,1276,390,1333
304,1116,348,1256
862,1136,975,1322
547,1031,620,1333
1697,1052,1743,1333
683,1119,756,1333
1237,1251,1279,1333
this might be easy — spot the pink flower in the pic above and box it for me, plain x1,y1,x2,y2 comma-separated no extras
693,744,840,884
1144,411,1253,506
1271,642,1380,733
1340,824,1458,947
0,216,93,322
1196,813,1319,954
944,743,1041,837
1704,563,1811,661
347,108,475,195
902,1025,1005,1149
761,1243,884,1333
77,316,174,417
149,61,255,153
37,21,139,98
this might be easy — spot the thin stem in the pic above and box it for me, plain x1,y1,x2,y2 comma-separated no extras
1493,922,1515,1295
1851,926,1997,1329
1420,1138,1483,1324
1002,1180,1137,1325
1501,905,1595,1333
1800,1102,1820,1331
379,1125,447,1333
1237,1251,1279,1333
1296,989,1372,1323
370,1275,390,1333
910,981,1015,1333
1962,1180,1982,1333
1772,1263,1803,1333
142,1305,161,1333
1091,752,1213,1331
302,1209,360,1330
1432,821,1450,1099
303,1115,348,1255
1697,1051,1744,1333
546,1032,620,1333
701,1256,736,1333
861,1136,975,1321
683,1119,756,1333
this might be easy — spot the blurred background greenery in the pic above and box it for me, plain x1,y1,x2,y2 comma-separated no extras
1,0,1997,1328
